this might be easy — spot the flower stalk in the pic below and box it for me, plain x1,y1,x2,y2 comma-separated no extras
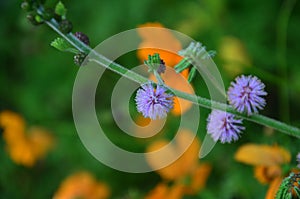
34,4,300,139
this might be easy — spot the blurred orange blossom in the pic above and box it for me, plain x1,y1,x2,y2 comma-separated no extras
0,111,54,167
145,129,211,198
235,144,291,199
53,171,110,199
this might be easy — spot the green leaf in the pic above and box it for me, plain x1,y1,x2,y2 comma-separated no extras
51,37,78,53
55,1,67,17
174,58,191,73
188,66,197,83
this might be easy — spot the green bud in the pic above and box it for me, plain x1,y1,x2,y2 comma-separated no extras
35,15,43,23
26,12,43,26
21,2,31,11
42,8,55,21
144,53,162,73
74,53,88,66
59,20,72,34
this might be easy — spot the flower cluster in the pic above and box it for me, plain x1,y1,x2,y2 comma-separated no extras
206,75,267,143
136,57,267,143
136,37,268,143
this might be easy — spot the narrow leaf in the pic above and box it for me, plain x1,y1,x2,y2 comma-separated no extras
51,37,78,53
55,1,67,16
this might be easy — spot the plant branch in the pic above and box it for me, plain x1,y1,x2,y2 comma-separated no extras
40,11,300,139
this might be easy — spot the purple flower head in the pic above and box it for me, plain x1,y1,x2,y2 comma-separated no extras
297,153,300,168
228,75,267,115
135,83,173,120
207,110,245,143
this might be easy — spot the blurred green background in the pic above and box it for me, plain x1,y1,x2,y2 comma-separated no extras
1,0,300,198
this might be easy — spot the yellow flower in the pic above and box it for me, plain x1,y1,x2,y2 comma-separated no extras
137,22,193,116
235,144,291,199
219,36,251,77
53,172,110,199
0,111,54,167
145,129,211,198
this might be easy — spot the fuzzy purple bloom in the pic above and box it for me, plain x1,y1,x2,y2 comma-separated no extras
135,83,173,120
228,75,267,115
297,153,300,168
207,110,245,143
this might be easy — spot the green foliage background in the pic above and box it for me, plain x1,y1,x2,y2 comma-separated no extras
0,0,300,198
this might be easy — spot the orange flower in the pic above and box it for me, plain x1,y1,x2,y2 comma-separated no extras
0,111,25,145
137,23,192,116
254,165,282,184
53,172,110,199
145,183,184,199
146,129,199,180
183,163,211,194
27,127,54,158
8,139,36,166
145,129,211,198
137,23,182,67
265,177,283,199
0,111,54,167
145,183,169,199
235,144,291,198
133,115,165,138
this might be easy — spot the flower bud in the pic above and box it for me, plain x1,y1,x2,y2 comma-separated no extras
59,20,73,34
74,53,88,66
26,12,43,26
74,32,90,45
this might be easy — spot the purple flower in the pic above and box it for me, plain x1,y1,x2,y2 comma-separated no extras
207,110,245,143
297,153,300,168
228,75,267,115
135,83,173,120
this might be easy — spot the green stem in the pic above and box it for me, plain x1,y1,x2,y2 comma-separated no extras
42,14,300,139
276,0,297,122
153,70,165,85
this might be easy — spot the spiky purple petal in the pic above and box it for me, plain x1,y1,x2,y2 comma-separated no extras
207,110,245,143
228,75,267,115
135,83,173,120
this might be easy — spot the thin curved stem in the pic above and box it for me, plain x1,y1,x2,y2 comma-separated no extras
42,14,300,139
276,0,297,122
